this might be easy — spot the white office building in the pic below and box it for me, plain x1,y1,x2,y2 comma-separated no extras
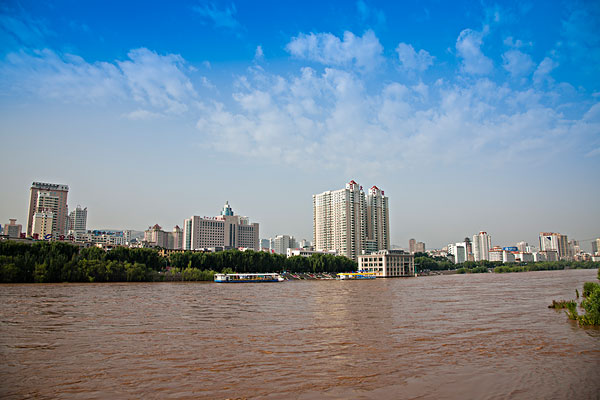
183,201,259,251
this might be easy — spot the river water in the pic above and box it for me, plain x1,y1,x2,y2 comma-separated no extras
1,269,599,399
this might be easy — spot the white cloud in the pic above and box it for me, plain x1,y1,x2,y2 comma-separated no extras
1,47,196,114
286,30,384,71
533,57,558,85
117,48,197,114
123,109,163,120
254,45,264,61
193,65,589,173
456,28,493,75
1,49,126,101
502,49,534,77
396,43,434,72
503,36,531,48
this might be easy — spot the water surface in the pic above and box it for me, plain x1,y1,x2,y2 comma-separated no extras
1,269,599,399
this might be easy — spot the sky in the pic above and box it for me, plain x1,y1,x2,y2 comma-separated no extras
0,0,599,250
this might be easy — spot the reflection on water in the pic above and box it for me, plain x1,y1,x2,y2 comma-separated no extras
1,269,599,399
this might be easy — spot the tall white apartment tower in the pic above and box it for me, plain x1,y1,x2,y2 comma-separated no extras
472,231,492,261
366,186,389,252
313,180,388,260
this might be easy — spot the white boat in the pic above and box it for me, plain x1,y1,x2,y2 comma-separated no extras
336,271,377,280
214,273,284,283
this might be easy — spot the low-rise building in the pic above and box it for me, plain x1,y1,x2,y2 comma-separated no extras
3,219,22,238
286,249,337,257
358,250,414,277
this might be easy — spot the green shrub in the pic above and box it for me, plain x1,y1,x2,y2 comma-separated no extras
578,284,600,326
583,282,600,298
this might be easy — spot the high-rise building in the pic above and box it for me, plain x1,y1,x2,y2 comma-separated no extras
271,234,297,255
448,242,467,264
3,219,22,238
415,241,426,253
182,201,259,251
27,182,69,237
592,238,600,255
464,237,473,261
366,186,390,252
472,231,492,261
516,241,528,252
539,232,571,260
409,238,416,253
68,206,87,233
171,225,183,250
313,180,389,260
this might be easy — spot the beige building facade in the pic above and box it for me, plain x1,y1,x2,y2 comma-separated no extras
183,202,259,251
358,250,414,277
27,182,69,237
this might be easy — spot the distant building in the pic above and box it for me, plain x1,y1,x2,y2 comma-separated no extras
489,247,503,262
313,180,389,260
409,238,416,253
514,252,534,262
183,201,259,251
144,224,169,248
358,250,415,277
27,182,69,237
516,241,528,252
271,234,297,255
539,232,571,260
533,250,559,262
299,239,312,249
68,206,87,233
472,231,491,261
464,237,473,261
3,219,22,238
448,242,467,264
593,238,600,255
287,249,337,257
260,239,270,250
32,211,54,239
415,241,425,253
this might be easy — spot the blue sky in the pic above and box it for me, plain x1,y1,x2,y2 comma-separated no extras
1,0,599,250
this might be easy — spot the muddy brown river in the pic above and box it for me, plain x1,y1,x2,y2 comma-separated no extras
1,269,599,399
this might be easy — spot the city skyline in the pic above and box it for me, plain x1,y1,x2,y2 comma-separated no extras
1,1,599,250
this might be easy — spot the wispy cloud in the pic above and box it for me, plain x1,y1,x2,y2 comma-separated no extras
533,56,558,85
193,2,241,30
356,0,386,28
117,48,197,114
1,47,197,114
0,11,49,52
286,30,384,71
456,28,493,75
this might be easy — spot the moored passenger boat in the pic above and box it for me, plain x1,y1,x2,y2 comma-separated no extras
336,271,377,280
214,273,284,283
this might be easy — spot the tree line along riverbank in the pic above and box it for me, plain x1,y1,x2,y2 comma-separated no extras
0,241,357,283
1,241,598,283
414,252,599,274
